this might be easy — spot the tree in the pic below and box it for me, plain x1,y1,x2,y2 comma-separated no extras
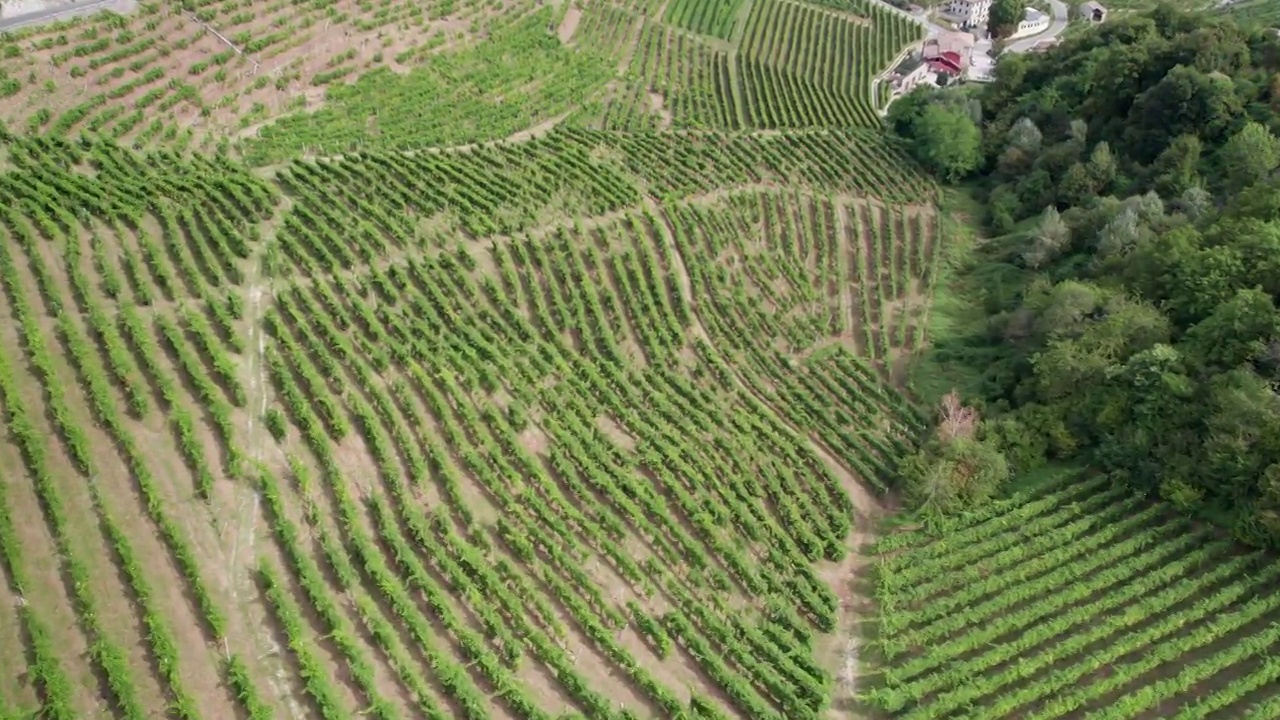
989,0,1024,37
988,184,1021,234
1007,117,1043,154
1175,186,1212,220
1067,119,1089,152
909,104,981,181
885,86,936,137
1125,191,1164,225
1224,176,1280,222
1086,142,1118,193
1217,121,1280,194
1125,65,1242,162
1182,288,1280,373
1022,206,1071,268
1029,279,1108,340
899,393,1011,517
1151,134,1203,196
955,5,1280,550
997,145,1033,176
1058,162,1096,207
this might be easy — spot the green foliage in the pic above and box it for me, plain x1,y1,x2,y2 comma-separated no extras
1216,120,1280,194
900,435,1011,516
868,471,1280,717
245,9,613,164
936,5,1280,549
264,407,288,442
889,90,982,181
913,105,982,181
664,0,745,39
988,0,1024,37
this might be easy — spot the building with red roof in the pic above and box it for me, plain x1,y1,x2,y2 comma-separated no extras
922,31,974,77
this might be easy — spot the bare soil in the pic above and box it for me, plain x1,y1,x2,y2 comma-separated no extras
597,414,638,451
647,90,674,130
556,5,583,43
0,0,523,149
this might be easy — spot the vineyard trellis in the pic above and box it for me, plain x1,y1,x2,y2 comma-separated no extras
2,0,1266,718
0,128,940,718
867,468,1280,719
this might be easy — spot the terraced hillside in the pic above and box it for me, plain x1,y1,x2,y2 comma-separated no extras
575,0,922,131
0,0,922,151
0,125,937,720
868,470,1280,719
0,0,603,156
6,1,1277,719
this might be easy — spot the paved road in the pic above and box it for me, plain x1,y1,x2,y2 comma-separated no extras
0,0,123,34
1004,0,1069,53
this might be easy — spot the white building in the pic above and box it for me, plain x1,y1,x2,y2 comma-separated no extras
1009,7,1050,38
1079,1,1107,22
943,0,991,29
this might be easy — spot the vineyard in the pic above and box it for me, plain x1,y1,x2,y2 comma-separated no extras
5,0,1276,718
572,0,922,131
868,469,1280,718
0,123,941,719
0,0,921,150
0,0,575,155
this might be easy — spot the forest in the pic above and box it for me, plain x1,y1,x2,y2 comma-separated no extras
891,5,1280,548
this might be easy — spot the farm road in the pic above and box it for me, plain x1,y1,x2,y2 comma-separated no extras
1004,0,1069,53
0,0,134,33
868,0,1070,55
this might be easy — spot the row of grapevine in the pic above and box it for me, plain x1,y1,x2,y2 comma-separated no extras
736,0,921,128
0,95,939,717
867,471,1280,718
663,0,745,40
664,194,926,493
241,8,614,164
571,0,922,133
266,126,930,261
237,125,938,717
0,135,279,717
1,0,545,148
600,21,739,131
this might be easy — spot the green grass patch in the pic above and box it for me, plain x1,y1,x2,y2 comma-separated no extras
242,8,612,165
910,187,1009,403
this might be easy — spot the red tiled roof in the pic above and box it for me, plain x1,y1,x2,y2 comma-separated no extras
928,58,962,75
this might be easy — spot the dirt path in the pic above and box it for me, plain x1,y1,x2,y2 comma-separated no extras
556,4,583,44
225,197,305,720
649,194,887,714
648,196,885,519
816,529,879,719
648,91,674,131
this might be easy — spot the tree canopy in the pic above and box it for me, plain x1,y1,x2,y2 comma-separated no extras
886,89,982,181
907,4,1280,548
988,0,1024,38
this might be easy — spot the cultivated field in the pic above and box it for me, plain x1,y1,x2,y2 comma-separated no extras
573,0,921,131
868,470,1280,718
3,0,1277,719
0,122,938,719
0,0,921,153
0,0,587,155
